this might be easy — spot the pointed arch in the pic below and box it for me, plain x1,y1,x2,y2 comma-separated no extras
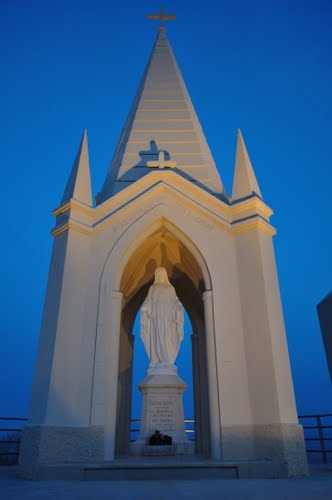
108,216,212,456
111,215,212,293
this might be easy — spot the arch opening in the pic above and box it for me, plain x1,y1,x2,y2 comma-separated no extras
115,224,211,456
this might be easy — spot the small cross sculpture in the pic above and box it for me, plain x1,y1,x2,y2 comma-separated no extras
147,6,176,30
147,151,176,169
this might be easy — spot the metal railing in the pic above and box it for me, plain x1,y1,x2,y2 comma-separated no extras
298,413,332,464
0,417,27,465
1,414,331,465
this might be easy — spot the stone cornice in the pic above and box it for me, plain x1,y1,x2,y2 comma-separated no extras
51,199,94,238
232,215,276,236
51,171,275,238
51,220,93,237
53,198,94,217
230,196,273,219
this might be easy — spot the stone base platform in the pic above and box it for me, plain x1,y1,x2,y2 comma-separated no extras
33,456,305,481
17,422,308,479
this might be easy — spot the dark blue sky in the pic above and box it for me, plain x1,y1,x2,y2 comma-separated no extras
1,1,331,418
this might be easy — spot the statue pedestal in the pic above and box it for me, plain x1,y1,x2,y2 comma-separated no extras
131,373,194,456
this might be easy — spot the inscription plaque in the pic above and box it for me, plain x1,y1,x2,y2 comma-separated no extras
148,396,176,431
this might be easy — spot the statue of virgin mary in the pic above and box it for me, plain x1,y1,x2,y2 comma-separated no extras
140,267,184,374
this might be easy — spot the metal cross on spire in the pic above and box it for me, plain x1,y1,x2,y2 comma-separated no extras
146,6,176,30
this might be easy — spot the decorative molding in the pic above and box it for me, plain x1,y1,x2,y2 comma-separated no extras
51,220,93,238
53,198,94,218
230,197,273,219
51,172,275,239
232,217,276,236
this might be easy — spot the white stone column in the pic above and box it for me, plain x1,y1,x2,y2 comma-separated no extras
104,290,123,460
191,332,201,453
203,290,222,459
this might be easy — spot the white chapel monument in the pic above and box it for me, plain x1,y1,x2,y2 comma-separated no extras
19,9,308,479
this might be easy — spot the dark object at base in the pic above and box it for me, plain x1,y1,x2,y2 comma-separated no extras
148,430,173,446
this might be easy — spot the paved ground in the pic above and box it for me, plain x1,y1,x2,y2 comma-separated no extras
0,465,331,499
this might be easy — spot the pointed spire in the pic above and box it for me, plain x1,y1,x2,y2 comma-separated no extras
97,29,225,204
61,130,93,206
232,129,262,200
